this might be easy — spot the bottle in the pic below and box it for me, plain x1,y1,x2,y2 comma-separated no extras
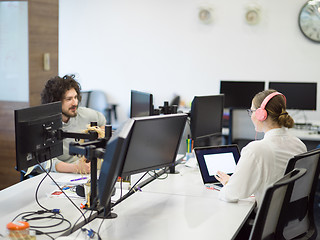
6,221,33,240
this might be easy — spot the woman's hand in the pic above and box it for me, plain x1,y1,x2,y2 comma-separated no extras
215,171,230,186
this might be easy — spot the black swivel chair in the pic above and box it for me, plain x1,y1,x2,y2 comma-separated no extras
281,148,320,240
17,167,40,181
170,95,180,107
80,90,118,125
249,168,307,240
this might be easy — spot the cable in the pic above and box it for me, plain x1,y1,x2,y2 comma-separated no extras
70,195,99,234
35,156,88,223
97,218,105,239
120,177,123,200
9,154,89,238
29,214,71,234
88,196,100,220
11,211,37,222
113,172,148,207
128,172,148,193
34,231,55,240
34,154,53,212
22,212,64,228
12,210,72,236
147,168,168,180
81,227,102,240
70,208,90,234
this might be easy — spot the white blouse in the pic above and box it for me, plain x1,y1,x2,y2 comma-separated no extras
219,127,307,207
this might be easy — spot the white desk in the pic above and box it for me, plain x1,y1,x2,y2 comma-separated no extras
0,164,255,240
67,164,255,240
288,128,320,141
142,163,224,197
0,173,96,240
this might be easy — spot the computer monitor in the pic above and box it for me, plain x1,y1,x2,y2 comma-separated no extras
14,102,63,171
220,81,265,109
98,119,134,217
130,90,154,117
268,82,317,110
190,95,224,147
120,114,187,177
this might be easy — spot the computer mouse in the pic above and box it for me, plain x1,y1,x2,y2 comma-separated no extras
76,184,85,197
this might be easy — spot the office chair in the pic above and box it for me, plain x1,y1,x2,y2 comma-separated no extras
281,148,320,240
80,90,117,125
170,95,180,106
17,168,39,181
249,168,307,240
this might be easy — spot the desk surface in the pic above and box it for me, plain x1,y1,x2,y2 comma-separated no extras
0,164,255,240
67,164,255,240
0,173,96,240
80,190,253,240
142,163,226,197
288,128,320,141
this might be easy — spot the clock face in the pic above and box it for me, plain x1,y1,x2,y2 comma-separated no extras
198,8,213,24
245,10,260,25
299,0,320,43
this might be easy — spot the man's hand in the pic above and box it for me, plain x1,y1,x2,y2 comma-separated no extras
76,159,91,174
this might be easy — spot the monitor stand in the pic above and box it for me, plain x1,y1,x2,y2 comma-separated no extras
69,125,113,211
194,133,223,148
97,200,117,219
169,164,179,174
168,155,185,174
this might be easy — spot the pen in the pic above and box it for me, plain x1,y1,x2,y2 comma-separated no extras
187,139,191,153
191,140,194,151
70,177,88,182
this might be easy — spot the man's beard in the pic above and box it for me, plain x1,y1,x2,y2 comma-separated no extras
62,106,78,119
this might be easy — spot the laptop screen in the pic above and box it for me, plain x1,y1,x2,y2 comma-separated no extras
194,145,240,184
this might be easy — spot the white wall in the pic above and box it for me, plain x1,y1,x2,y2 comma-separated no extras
59,0,320,125
0,2,28,102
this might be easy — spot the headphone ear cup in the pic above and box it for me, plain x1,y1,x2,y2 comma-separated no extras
255,108,267,121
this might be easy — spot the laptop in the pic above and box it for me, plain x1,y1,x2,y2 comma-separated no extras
194,144,240,187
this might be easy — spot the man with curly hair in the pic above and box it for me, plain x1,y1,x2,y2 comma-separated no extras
40,75,107,173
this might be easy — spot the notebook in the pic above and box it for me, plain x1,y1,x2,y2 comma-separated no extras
194,144,240,185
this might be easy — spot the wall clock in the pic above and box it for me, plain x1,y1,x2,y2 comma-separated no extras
298,0,320,43
245,8,260,25
198,6,213,24
244,4,261,26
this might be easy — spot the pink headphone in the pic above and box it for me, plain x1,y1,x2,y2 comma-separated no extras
255,92,286,121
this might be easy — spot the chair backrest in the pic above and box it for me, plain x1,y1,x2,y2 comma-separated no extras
170,95,180,106
249,168,307,240
79,91,91,108
81,90,109,113
79,90,117,125
282,148,320,239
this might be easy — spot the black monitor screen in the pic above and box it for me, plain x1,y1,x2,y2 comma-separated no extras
121,114,187,177
14,102,63,171
98,119,134,208
190,95,224,144
268,82,317,110
220,81,265,109
130,90,153,117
